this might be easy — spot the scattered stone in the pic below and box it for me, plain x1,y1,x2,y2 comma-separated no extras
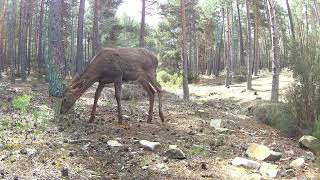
304,151,316,161
231,157,261,170
164,145,186,159
61,167,69,177
195,110,209,118
107,140,123,147
201,162,207,170
139,140,161,151
246,143,282,161
299,135,320,153
210,119,222,129
259,162,279,178
69,151,76,157
142,166,148,170
289,158,305,169
154,163,169,171
20,148,37,156
216,128,229,133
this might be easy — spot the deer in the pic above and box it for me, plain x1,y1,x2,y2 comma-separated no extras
60,48,164,124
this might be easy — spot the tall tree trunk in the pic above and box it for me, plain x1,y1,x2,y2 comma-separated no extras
7,0,17,83
48,0,65,97
215,8,225,77
286,0,295,41
267,0,280,101
225,5,232,87
92,0,102,56
27,0,34,76
37,0,45,79
76,0,85,75
253,0,260,76
245,0,253,90
180,0,189,100
139,0,146,47
0,1,6,79
236,0,245,67
313,0,320,26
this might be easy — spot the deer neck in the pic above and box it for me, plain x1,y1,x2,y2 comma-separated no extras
73,69,98,100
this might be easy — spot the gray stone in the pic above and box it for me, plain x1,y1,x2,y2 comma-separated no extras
210,119,222,129
107,140,123,147
139,140,161,151
154,163,169,171
299,135,320,153
20,148,37,156
246,143,282,161
164,145,186,159
195,110,209,118
231,157,261,170
216,128,229,133
304,151,316,161
289,157,305,169
259,162,279,178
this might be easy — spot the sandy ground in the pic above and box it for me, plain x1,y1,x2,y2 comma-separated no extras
0,72,319,180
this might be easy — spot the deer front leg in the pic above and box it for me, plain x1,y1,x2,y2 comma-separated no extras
114,81,123,124
139,80,155,123
89,83,105,123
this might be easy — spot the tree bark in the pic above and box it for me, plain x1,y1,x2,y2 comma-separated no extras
286,0,295,41
92,0,102,56
139,0,146,47
245,0,253,90
267,0,280,101
180,0,189,100
48,0,65,97
236,0,245,67
36,0,45,79
7,0,17,83
253,0,260,76
225,5,232,87
76,0,85,75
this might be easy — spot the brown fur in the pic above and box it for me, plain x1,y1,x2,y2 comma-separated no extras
60,48,164,124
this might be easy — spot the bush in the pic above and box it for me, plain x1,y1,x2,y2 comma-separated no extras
12,95,32,113
251,100,299,137
313,117,320,139
157,70,182,88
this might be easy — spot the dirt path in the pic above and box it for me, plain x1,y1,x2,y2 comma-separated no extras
0,73,319,179
168,72,294,103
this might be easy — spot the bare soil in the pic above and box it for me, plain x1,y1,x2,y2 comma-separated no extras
0,72,319,180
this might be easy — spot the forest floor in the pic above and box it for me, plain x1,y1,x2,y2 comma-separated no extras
0,71,319,180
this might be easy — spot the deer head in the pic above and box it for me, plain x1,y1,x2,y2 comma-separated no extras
60,78,85,114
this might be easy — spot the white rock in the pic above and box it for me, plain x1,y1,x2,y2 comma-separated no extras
107,140,123,147
139,140,161,151
210,119,222,129
231,157,261,170
216,128,229,133
290,157,305,168
246,143,282,161
259,162,279,178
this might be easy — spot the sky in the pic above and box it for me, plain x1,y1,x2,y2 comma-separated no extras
116,0,167,27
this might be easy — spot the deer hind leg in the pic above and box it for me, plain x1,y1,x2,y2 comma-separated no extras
148,79,165,122
114,81,123,124
139,79,155,123
89,83,105,123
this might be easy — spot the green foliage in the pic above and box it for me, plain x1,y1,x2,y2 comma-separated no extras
252,101,298,137
312,117,320,140
189,145,208,156
12,95,32,113
157,70,182,88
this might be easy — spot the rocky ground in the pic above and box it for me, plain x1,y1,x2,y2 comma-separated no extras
0,72,319,179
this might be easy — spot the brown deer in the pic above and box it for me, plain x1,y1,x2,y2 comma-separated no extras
60,48,164,124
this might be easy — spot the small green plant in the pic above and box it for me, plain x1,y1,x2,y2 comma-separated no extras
189,145,208,156
12,94,32,113
33,105,53,132
312,117,320,139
